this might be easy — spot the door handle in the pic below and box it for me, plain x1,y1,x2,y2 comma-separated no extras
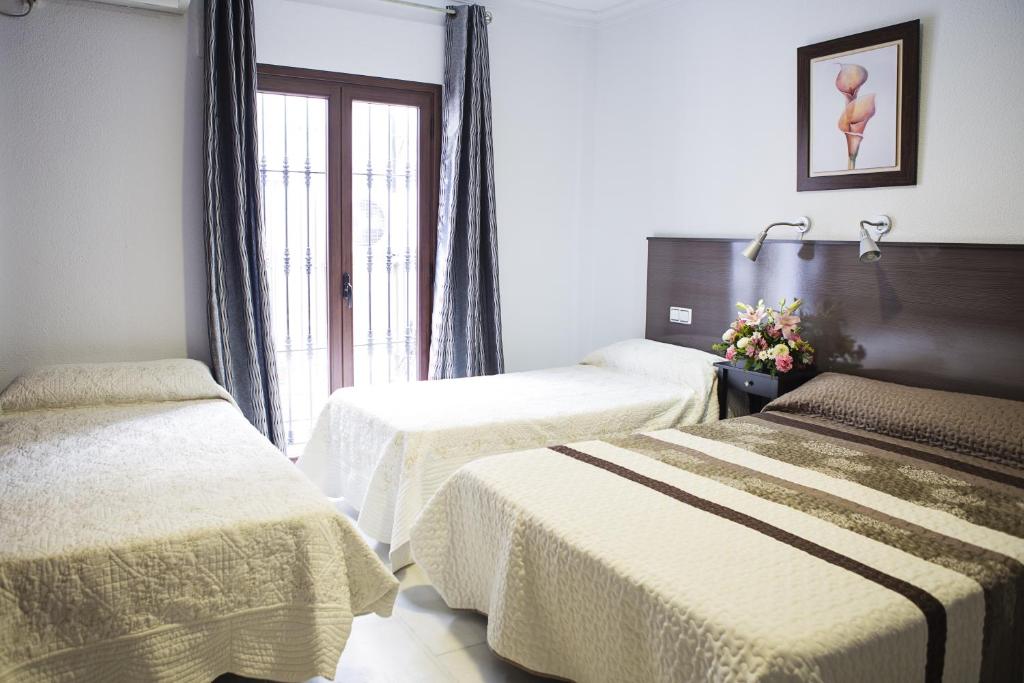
341,272,353,309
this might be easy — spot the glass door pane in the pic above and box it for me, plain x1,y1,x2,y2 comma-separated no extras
351,100,420,387
257,91,330,456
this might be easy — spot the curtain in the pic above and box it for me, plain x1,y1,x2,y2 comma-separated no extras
203,0,285,448
428,4,504,380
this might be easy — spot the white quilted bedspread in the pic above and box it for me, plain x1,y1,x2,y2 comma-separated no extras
0,361,398,683
298,345,719,569
411,418,1024,683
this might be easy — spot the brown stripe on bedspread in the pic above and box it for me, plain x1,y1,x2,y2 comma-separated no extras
612,433,1024,682
684,416,1024,541
753,412,1024,491
548,444,948,683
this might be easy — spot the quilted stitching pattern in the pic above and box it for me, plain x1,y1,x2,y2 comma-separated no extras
0,397,397,682
0,359,234,413
766,373,1024,467
299,347,720,568
411,417,1022,682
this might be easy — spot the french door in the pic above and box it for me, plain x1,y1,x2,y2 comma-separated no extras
257,65,440,451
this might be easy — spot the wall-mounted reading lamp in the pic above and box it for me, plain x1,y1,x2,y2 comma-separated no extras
742,217,811,261
858,215,892,263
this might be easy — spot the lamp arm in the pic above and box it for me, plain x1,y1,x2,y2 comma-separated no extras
761,217,811,237
859,215,892,241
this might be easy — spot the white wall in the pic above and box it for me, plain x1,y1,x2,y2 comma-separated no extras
3,0,1021,387
582,0,1024,349
256,0,594,371
0,0,207,389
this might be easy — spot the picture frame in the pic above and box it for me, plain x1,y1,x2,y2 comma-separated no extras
797,20,920,191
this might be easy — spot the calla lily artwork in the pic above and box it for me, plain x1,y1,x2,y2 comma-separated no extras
835,64,876,169
806,43,899,176
797,20,920,191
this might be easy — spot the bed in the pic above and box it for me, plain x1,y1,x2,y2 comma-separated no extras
297,339,721,568
410,373,1024,683
0,360,398,683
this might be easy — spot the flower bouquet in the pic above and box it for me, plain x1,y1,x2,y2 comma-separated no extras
712,299,815,375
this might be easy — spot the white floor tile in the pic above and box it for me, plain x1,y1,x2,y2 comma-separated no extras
393,564,489,656
325,498,546,683
435,643,550,683
334,613,453,683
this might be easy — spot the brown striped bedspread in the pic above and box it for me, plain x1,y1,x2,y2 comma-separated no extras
410,391,1024,682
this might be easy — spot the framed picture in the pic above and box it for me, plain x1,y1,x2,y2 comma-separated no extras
797,20,920,191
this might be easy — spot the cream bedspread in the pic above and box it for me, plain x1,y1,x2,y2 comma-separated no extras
298,341,719,569
411,412,1024,682
0,361,398,683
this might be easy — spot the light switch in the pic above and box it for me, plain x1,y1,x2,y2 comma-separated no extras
669,307,692,325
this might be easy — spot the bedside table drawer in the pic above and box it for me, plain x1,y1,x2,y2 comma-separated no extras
714,361,818,419
724,367,780,398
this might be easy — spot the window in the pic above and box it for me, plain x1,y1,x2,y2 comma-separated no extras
256,92,330,451
257,66,440,454
351,100,422,385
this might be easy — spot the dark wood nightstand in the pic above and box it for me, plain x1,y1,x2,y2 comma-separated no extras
715,361,818,419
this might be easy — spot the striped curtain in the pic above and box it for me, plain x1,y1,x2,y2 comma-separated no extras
203,0,285,449
428,4,504,380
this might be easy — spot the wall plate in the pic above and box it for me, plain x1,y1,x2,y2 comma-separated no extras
669,307,692,325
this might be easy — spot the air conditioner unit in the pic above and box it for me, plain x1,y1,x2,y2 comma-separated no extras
85,0,190,14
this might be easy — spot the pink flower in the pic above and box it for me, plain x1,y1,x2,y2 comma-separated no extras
745,344,757,358
838,94,877,168
725,346,736,361
737,301,769,327
775,354,793,373
835,63,868,103
772,313,801,341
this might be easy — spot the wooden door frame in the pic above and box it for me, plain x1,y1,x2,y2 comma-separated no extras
256,64,441,390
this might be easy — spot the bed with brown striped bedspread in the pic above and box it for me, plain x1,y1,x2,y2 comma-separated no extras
410,374,1024,683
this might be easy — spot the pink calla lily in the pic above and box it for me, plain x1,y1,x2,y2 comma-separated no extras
837,93,876,168
835,63,868,103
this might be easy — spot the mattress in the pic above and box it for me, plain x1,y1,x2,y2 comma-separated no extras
297,340,720,568
410,373,1024,683
0,360,399,683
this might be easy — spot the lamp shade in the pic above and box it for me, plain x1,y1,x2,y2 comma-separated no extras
742,237,764,261
859,227,881,262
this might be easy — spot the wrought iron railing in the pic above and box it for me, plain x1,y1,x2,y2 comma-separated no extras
257,92,330,454
257,94,422,454
351,101,420,386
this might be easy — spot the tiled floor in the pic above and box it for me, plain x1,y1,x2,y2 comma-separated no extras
221,503,548,683
330,502,549,683
330,563,545,683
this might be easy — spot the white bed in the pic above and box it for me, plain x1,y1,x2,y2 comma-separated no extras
0,360,398,683
410,374,1024,683
297,339,720,568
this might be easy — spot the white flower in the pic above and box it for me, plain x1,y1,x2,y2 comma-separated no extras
736,337,750,349
757,350,770,361
722,329,737,342
751,331,762,341
772,344,790,357
788,340,797,349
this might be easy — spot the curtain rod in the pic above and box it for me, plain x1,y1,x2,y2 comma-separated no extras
376,0,493,23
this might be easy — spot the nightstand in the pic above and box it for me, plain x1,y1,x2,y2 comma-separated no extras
715,361,818,419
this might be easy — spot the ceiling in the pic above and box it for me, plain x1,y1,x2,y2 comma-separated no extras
293,0,664,25
527,0,634,12
506,0,664,19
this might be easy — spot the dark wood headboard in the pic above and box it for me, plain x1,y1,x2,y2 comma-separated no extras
645,238,1024,401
